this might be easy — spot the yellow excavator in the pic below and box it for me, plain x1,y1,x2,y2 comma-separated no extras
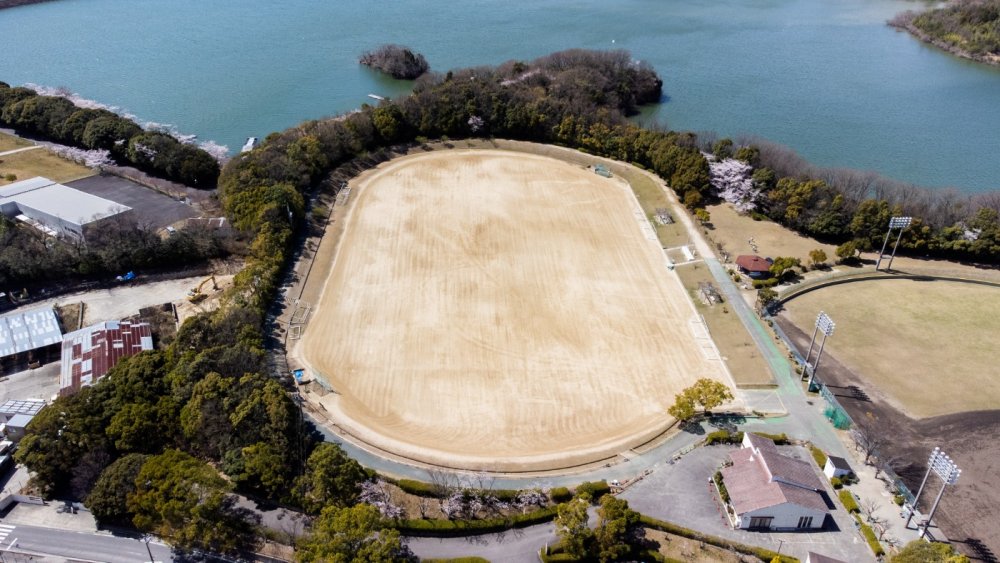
187,274,218,304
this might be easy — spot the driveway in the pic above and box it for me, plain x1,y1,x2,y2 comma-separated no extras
620,443,875,563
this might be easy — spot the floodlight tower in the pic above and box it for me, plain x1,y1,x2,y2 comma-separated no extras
905,447,962,538
802,311,835,390
875,216,912,272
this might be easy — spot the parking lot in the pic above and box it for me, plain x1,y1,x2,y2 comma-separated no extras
66,174,198,231
620,443,875,562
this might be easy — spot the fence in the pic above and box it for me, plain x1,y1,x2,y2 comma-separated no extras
764,310,916,503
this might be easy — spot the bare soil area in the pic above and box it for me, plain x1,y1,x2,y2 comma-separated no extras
296,150,729,470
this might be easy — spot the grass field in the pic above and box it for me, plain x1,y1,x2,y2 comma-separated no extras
706,203,837,265
673,263,773,387
297,150,730,470
0,132,33,153
0,147,94,185
784,279,1000,418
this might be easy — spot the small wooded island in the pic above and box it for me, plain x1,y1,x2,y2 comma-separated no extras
891,0,1000,66
359,44,430,79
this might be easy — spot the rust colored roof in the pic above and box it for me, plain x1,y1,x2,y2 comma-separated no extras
735,255,771,272
722,441,828,514
59,320,153,395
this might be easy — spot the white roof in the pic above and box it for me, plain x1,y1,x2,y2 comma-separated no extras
0,177,129,227
0,306,62,358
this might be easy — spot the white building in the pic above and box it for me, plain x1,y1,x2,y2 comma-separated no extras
0,177,131,241
719,433,828,531
823,455,853,480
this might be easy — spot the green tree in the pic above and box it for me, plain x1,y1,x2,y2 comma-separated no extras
594,495,641,562
296,442,367,513
712,138,734,160
297,504,415,563
769,256,801,280
836,240,860,264
555,493,593,559
850,199,893,250
669,378,734,421
756,287,779,313
86,453,148,525
891,540,970,563
808,248,828,268
128,449,260,554
694,208,711,225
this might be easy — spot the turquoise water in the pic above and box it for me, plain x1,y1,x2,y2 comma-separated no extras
2,0,999,191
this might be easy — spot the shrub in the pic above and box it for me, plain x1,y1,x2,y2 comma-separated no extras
830,477,843,489
705,429,744,445
839,490,859,513
894,494,905,506
549,486,572,503
574,480,610,501
754,432,789,445
855,515,884,556
751,278,779,289
393,479,439,497
395,506,557,537
713,471,730,504
809,444,828,469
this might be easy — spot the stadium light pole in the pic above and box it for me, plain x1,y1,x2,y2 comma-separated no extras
875,216,912,272
804,312,834,390
920,453,961,539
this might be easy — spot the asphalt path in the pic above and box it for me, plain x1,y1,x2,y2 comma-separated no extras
0,522,172,562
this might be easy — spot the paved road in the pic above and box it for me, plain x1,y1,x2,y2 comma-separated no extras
0,522,172,562
407,522,557,562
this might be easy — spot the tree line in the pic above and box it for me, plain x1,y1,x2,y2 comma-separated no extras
0,82,220,187
891,1,1000,64
713,137,1000,263
0,215,236,288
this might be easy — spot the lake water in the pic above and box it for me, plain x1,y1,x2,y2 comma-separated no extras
2,0,999,192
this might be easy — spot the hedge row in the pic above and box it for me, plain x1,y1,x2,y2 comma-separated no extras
839,489,860,514
854,514,885,557
706,430,744,445
639,515,798,563
713,471,730,504
809,444,828,469
575,480,610,501
754,432,789,445
394,506,557,537
423,558,490,563
549,486,572,503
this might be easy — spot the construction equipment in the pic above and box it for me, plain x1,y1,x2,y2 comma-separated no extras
187,274,218,304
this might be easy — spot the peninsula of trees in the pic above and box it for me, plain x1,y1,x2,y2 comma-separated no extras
359,44,430,79
891,0,1000,66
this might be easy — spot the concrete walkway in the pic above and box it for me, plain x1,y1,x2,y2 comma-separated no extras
0,145,40,157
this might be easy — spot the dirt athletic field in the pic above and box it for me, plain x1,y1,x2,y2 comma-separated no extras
297,150,730,470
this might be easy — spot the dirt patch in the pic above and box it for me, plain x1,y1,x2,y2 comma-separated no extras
775,313,1000,558
705,203,837,265
645,529,744,563
295,150,730,471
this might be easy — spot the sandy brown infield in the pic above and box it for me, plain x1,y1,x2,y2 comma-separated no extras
296,150,730,471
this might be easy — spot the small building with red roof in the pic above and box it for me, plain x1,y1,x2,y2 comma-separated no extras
735,255,773,278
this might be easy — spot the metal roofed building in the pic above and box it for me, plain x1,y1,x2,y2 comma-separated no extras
60,320,154,396
0,306,62,363
0,176,132,241
0,398,47,423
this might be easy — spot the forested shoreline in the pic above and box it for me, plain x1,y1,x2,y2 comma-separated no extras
890,0,1000,66
0,82,220,187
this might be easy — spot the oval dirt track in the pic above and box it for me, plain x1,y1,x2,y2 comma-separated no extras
298,150,727,470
